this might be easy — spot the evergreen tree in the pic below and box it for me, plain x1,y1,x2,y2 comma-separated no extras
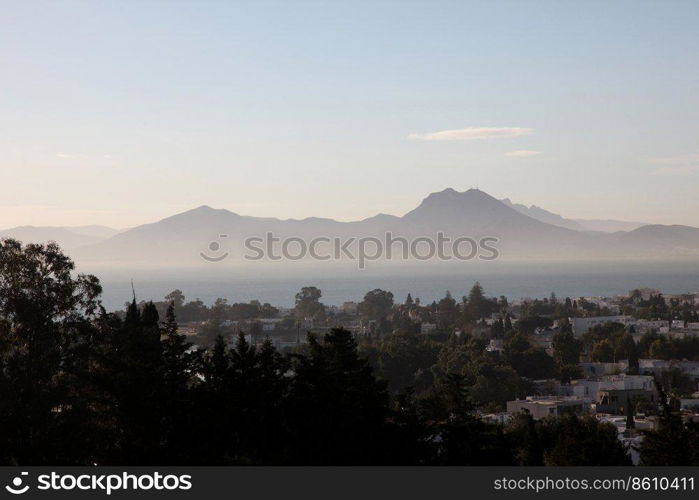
286,328,393,464
540,414,631,466
640,380,699,465
94,300,165,464
504,314,514,334
159,302,198,463
551,330,583,366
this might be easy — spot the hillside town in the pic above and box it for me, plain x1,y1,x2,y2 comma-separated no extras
129,284,699,465
4,236,699,466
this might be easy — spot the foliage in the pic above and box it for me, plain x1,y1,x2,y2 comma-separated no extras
0,239,687,466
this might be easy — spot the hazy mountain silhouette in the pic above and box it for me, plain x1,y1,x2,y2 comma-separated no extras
501,198,647,232
572,218,649,233
501,198,586,231
404,189,571,234
0,225,119,250
608,224,699,257
5,189,699,266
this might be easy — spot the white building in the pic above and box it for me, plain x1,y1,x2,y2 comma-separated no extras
506,396,588,420
634,319,669,333
632,359,699,378
632,288,660,301
420,322,437,335
341,302,358,314
486,339,504,353
259,318,283,332
562,375,654,402
681,399,699,411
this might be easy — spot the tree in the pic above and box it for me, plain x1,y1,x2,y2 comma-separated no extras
469,363,530,410
504,314,514,334
504,333,556,379
0,238,678,466
490,318,505,339
94,300,166,464
227,335,289,463
465,282,488,320
640,380,699,465
425,374,515,465
507,412,543,465
552,330,583,366
538,414,631,466
202,335,229,389
196,334,231,462
0,239,101,464
358,289,394,322
159,302,199,462
591,339,615,362
286,328,394,464
558,364,583,384
165,289,185,309
436,291,457,330
405,293,414,308
625,334,639,374
294,286,325,320
366,329,440,394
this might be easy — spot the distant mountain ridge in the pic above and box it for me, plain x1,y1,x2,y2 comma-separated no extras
3,189,698,266
0,225,120,250
500,198,647,232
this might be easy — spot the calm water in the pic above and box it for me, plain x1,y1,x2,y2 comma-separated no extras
82,260,699,311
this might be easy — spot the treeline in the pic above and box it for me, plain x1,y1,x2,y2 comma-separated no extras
0,239,695,465
582,321,699,365
622,291,699,322
361,330,562,405
128,290,280,324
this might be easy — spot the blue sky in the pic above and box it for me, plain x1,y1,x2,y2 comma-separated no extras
1,0,698,228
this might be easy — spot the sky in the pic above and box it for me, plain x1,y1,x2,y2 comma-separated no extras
1,0,698,229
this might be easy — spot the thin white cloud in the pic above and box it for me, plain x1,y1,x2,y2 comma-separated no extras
649,154,699,175
650,153,699,165
55,153,74,158
408,127,534,141
505,150,542,157
651,165,699,176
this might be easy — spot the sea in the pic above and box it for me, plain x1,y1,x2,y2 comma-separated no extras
83,260,699,312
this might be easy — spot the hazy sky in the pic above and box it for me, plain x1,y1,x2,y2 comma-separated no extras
2,0,698,229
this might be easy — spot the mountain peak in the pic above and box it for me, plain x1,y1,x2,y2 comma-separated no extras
184,205,240,216
154,205,240,227
403,187,521,227
192,204,215,212
421,187,500,204
463,187,495,199
424,187,493,200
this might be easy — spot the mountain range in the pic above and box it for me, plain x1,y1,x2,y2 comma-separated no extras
500,198,648,232
2,189,699,266
0,225,121,250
